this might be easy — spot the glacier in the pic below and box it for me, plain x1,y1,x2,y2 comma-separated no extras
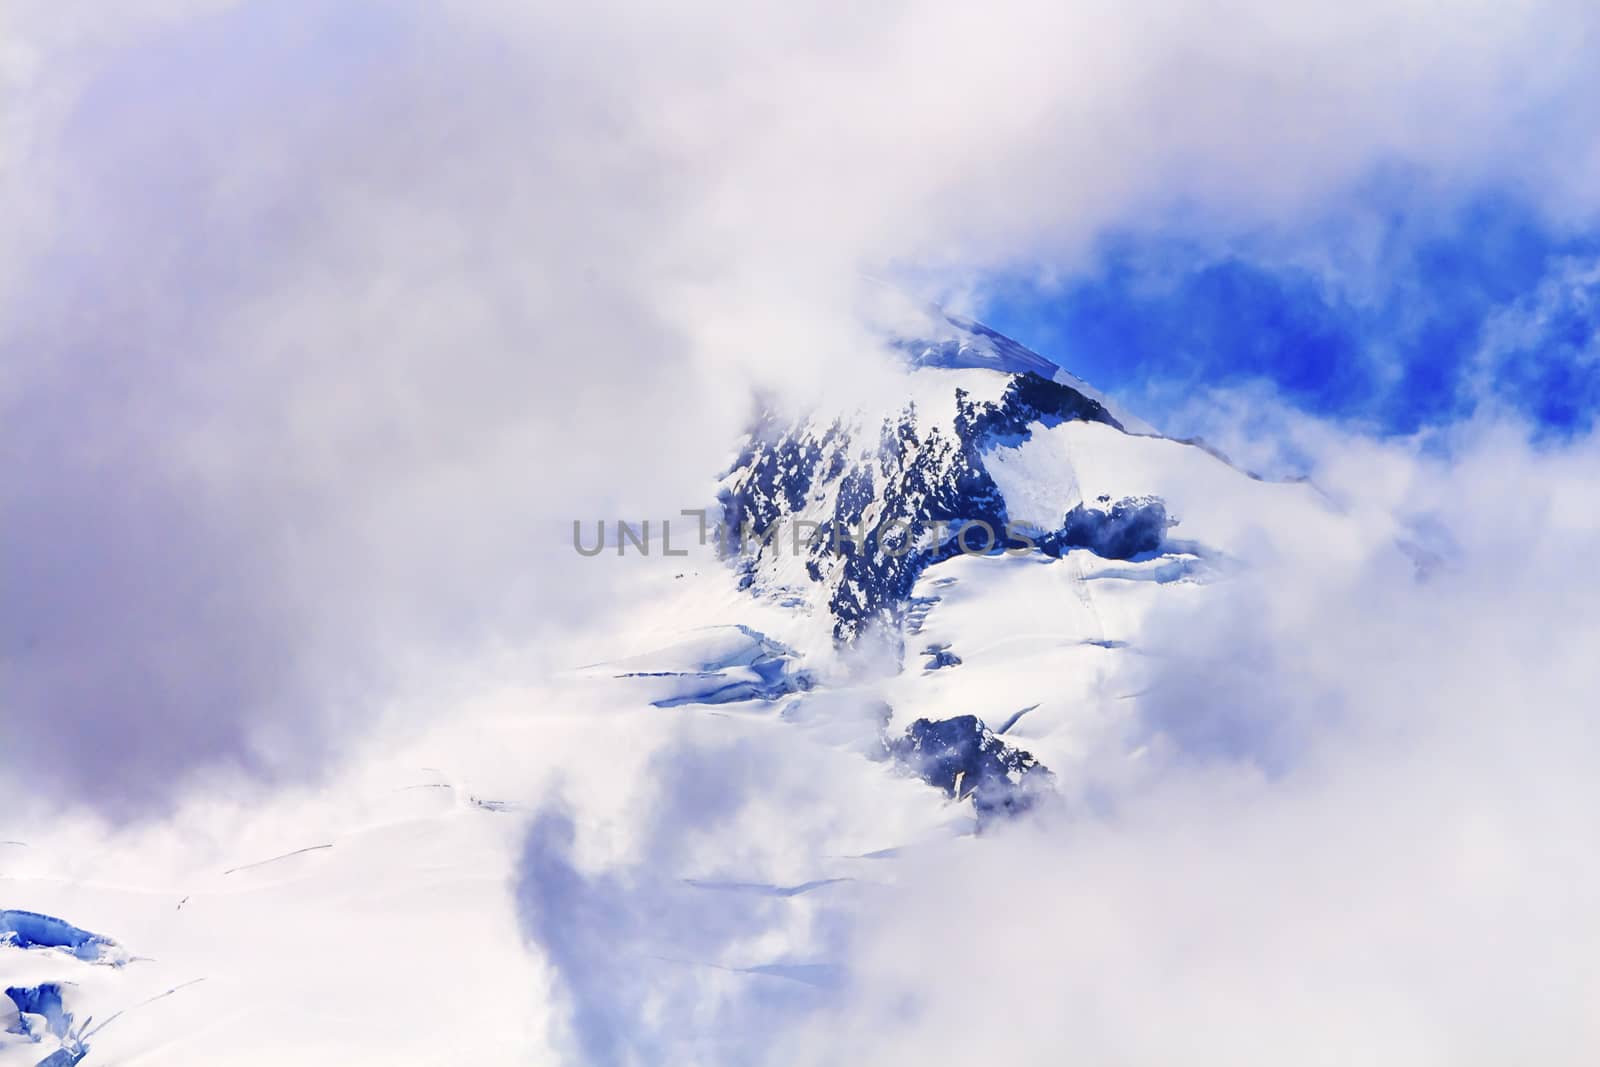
0,912,123,966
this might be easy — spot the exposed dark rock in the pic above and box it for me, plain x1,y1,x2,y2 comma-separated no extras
719,369,1124,644
889,714,1053,825
1040,496,1170,560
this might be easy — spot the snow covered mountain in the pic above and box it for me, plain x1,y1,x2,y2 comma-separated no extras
2,313,1362,1066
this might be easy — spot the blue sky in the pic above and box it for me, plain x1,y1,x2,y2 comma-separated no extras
982,179,1600,439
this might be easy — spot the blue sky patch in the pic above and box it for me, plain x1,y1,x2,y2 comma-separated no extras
980,184,1600,437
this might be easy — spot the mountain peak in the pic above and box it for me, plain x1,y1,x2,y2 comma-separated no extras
885,305,1157,436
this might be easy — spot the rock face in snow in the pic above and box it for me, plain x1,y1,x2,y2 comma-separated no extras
888,715,1053,824
1040,496,1171,560
718,363,1132,644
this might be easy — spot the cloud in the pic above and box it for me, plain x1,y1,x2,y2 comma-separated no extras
1469,253,1600,430
6,0,1600,819
515,721,900,1066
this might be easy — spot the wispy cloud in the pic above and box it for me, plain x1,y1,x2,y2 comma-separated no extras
516,723,884,1066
